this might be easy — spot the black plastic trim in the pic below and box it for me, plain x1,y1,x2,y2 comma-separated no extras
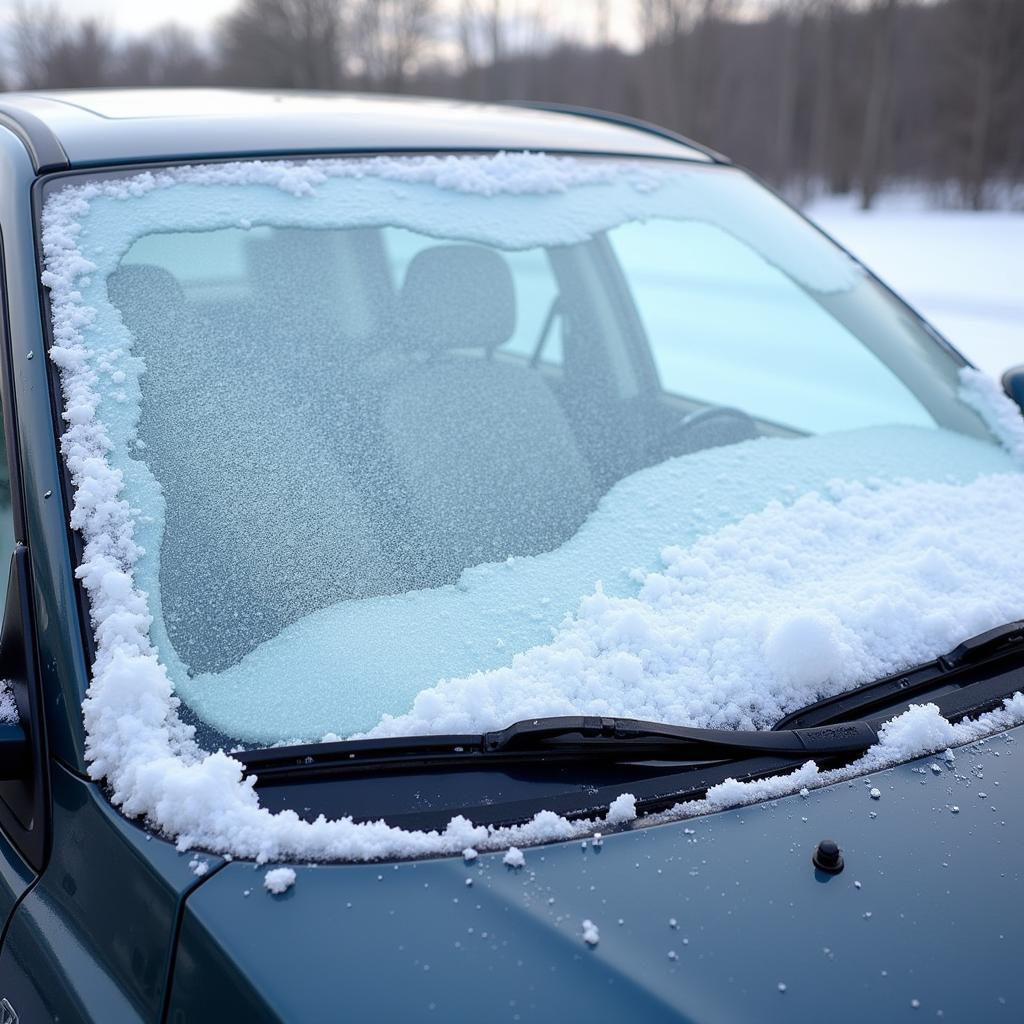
27,182,100,704
0,546,51,872
507,101,731,165
0,230,28,545
0,106,69,174
774,643,1024,733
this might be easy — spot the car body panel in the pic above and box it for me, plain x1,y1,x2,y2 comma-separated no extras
0,761,223,1024
0,125,92,774
168,729,1024,1023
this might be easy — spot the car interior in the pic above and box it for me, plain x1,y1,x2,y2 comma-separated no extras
105,227,765,676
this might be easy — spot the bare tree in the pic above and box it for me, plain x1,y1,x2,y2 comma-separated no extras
11,2,115,89
857,0,897,209
3,0,1021,206
217,0,345,89
943,0,1018,210
808,0,839,195
353,0,436,91
771,1,804,186
118,25,211,87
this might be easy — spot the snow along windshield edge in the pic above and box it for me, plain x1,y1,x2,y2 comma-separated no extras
41,153,1024,762
41,148,1024,860
39,151,1024,851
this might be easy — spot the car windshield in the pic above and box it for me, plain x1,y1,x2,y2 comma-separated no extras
45,153,1018,750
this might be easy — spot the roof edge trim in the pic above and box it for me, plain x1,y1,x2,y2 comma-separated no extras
0,104,70,174
506,101,729,165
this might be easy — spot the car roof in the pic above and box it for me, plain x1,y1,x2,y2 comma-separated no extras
0,89,718,173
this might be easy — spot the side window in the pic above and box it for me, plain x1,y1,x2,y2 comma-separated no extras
381,228,563,367
608,218,933,434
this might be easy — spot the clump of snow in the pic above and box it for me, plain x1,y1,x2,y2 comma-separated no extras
462,847,478,863
605,793,638,825
188,857,209,877
763,615,843,690
263,867,296,894
650,695,1024,822
502,846,525,868
959,368,1024,462
581,919,600,946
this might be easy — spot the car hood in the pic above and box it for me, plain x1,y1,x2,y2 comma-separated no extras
168,726,1024,1023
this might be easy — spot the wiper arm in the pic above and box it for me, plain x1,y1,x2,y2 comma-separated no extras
482,715,878,759
238,715,881,782
239,622,1024,783
777,619,1024,732
940,620,1024,670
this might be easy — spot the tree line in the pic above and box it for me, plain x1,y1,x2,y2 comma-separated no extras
3,0,1022,209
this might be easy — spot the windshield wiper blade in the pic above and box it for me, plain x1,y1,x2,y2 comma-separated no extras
776,619,1024,732
481,715,879,759
939,620,1024,670
239,622,1024,781
236,715,879,780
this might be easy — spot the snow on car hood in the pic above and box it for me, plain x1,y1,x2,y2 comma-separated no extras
39,153,1024,863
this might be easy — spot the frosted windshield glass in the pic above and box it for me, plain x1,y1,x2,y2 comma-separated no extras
48,153,1002,747
609,219,933,432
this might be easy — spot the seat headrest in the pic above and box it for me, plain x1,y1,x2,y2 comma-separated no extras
397,244,516,353
107,264,186,327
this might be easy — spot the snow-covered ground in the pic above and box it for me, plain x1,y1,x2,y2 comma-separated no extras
804,194,1024,378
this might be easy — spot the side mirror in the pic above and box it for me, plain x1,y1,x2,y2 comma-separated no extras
0,550,32,780
1001,365,1024,415
0,545,47,869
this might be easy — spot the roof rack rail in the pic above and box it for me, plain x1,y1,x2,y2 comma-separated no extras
507,101,730,165
0,102,69,173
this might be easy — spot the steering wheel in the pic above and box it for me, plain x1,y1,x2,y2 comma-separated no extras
665,405,759,457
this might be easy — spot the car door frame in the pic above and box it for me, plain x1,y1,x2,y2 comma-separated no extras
0,128,55,949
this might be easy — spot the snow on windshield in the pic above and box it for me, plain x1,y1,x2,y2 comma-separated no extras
182,427,1016,742
41,153,1024,862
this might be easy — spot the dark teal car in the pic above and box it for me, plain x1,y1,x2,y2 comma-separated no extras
0,89,1022,1022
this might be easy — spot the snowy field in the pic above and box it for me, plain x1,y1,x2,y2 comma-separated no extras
804,194,1024,378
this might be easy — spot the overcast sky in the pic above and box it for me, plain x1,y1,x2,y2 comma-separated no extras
0,0,644,49
0,0,239,34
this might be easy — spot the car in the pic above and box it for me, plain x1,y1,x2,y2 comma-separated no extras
0,88,1021,1023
